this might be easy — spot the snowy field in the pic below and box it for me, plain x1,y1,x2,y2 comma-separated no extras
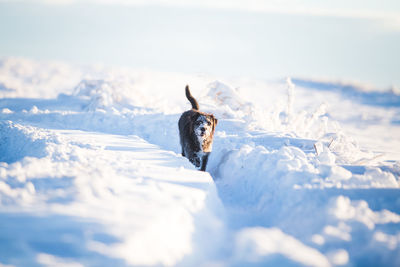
0,57,400,266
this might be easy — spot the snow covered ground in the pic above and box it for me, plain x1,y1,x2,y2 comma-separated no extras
0,57,399,266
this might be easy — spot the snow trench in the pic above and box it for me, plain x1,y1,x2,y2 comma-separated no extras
64,78,400,266
0,68,399,266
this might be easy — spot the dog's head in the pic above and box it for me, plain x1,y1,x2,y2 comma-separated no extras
193,113,218,146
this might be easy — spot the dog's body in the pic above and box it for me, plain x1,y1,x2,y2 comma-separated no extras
178,86,217,171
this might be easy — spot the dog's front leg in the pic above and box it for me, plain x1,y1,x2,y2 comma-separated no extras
200,153,209,172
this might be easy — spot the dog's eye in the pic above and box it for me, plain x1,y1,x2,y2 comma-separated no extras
207,121,211,126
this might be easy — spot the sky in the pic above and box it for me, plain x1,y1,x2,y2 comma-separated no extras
0,0,399,88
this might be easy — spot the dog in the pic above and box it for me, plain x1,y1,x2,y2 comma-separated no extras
178,85,218,171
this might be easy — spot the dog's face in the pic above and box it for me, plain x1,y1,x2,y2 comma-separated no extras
193,113,218,142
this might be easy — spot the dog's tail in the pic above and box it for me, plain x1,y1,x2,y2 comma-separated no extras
185,85,199,110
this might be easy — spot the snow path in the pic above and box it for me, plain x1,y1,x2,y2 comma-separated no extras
0,58,400,266
0,124,224,266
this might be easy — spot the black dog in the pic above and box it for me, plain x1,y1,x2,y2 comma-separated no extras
178,85,218,171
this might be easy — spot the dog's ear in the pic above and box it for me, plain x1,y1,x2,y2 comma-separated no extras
211,115,218,132
210,115,218,126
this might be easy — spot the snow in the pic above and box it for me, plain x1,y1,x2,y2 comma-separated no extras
234,227,331,267
0,57,399,266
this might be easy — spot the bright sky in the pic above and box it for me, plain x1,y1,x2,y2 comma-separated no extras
1,0,399,87
25,0,400,22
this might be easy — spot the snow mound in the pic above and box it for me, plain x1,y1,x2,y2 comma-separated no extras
202,79,333,139
0,121,48,164
73,79,148,112
204,80,255,121
329,196,400,230
235,227,331,267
